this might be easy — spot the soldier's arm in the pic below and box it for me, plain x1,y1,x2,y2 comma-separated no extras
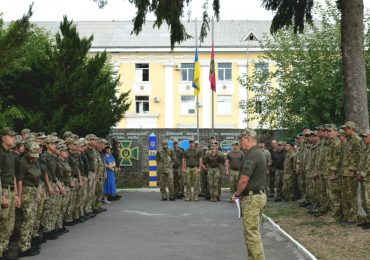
182,155,186,172
349,139,362,173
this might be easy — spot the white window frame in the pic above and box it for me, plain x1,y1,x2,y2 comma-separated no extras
181,63,194,82
135,96,149,114
180,95,196,115
217,95,232,115
218,63,232,81
135,63,149,82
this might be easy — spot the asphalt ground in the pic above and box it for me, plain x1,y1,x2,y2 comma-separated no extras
35,192,306,260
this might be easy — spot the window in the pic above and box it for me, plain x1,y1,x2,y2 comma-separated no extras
135,96,149,114
255,62,269,76
255,100,262,114
135,63,149,82
217,95,232,115
218,63,232,81
180,96,196,115
181,63,194,81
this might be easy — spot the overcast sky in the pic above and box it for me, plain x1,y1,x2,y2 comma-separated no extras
2,0,370,22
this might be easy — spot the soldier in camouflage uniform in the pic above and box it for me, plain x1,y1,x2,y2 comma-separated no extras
84,134,99,217
203,144,225,202
315,125,330,215
0,128,19,259
296,128,310,205
39,135,60,240
172,139,184,199
324,124,342,218
17,141,41,256
358,129,370,229
55,143,72,234
340,121,362,224
283,142,296,201
305,131,320,214
226,141,244,203
156,141,176,201
93,138,107,212
182,139,203,201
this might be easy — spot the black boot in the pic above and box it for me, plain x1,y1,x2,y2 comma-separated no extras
19,247,40,257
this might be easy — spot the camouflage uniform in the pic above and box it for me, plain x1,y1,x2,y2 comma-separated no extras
340,133,361,222
156,145,175,200
93,148,105,210
316,137,329,212
283,151,296,201
183,146,202,201
203,150,225,202
324,136,342,217
359,138,370,223
296,139,309,202
305,143,319,209
173,145,184,198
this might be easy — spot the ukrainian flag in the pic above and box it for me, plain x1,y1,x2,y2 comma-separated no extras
192,47,200,96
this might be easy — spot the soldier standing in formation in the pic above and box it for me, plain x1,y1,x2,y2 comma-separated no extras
0,127,116,259
182,139,202,202
156,141,176,201
203,144,225,202
226,141,244,203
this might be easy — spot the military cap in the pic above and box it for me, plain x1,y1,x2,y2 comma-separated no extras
98,138,109,145
21,129,31,135
173,139,179,144
36,132,46,139
63,131,74,138
0,127,17,137
56,142,68,151
337,129,345,136
278,141,284,145
213,141,219,145
27,141,41,158
76,138,88,147
29,132,37,139
325,124,337,131
286,141,294,146
203,147,209,150
71,134,79,140
45,135,58,144
210,135,215,139
56,139,66,145
232,141,239,145
50,132,58,137
341,121,357,130
238,128,257,139
360,129,370,137
15,135,25,145
195,141,199,145
189,138,195,143
66,139,77,145
310,130,318,136
315,125,324,131
86,134,98,140
162,140,168,145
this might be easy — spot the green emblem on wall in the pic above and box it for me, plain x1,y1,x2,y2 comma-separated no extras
119,140,139,167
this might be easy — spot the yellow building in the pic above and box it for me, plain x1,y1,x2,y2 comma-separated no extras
38,20,273,129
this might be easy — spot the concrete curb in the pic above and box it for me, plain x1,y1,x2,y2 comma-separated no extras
263,214,318,260
117,188,231,192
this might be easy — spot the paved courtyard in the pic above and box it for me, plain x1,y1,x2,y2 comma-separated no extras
37,192,306,260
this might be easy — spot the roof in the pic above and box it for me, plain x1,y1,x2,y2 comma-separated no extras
32,20,272,50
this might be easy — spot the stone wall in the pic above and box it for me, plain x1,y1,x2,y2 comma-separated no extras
109,128,281,187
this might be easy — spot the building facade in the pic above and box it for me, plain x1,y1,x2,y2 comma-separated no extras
38,20,273,129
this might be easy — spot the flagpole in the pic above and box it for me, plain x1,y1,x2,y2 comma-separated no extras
195,19,200,142
211,17,215,136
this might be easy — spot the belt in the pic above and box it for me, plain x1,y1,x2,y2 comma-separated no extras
2,185,15,192
231,168,240,171
243,189,265,196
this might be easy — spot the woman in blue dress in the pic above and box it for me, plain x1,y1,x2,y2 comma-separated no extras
103,145,116,204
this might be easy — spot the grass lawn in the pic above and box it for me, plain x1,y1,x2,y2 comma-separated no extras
263,200,370,260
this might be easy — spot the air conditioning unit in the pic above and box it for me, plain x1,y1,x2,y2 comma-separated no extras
174,64,181,70
153,96,160,102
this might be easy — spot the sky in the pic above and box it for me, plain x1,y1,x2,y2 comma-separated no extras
2,0,369,22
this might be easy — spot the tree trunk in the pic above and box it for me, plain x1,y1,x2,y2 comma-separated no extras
341,0,369,129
